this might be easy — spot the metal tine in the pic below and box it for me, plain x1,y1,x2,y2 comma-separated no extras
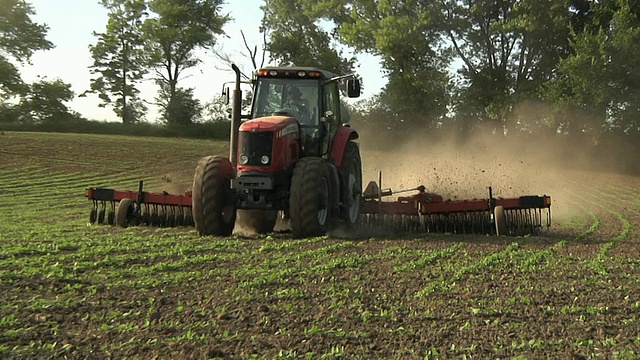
172,206,177,226
107,201,116,225
152,204,159,226
362,205,548,236
97,201,106,225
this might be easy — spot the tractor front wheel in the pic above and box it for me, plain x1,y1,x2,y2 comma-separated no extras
289,158,331,238
192,156,237,236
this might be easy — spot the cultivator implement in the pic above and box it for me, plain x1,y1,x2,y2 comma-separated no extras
361,173,551,236
85,175,551,236
85,181,193,228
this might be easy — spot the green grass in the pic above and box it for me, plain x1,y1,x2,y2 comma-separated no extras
0,131,639,359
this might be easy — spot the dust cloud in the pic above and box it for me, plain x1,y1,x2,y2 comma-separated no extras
355,107,636,222
158,173,191,194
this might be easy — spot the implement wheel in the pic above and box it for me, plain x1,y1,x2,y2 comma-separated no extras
236,210,278,234
494,205,507,236
116,198,136,228
289,158,331,238
192,156,237,236
339,141,363,226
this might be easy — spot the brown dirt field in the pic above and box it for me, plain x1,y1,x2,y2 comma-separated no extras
0,131,639,359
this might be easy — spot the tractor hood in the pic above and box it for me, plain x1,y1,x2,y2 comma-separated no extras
240,116,299,134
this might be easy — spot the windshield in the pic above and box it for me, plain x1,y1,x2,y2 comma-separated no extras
251,78,320,126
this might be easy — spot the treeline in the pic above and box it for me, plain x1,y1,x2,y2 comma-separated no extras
0,119,230,140
264,0,640,147
0,0,229,128
1,0,640,155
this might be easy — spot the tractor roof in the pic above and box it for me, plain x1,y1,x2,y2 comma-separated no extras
257,66,338,80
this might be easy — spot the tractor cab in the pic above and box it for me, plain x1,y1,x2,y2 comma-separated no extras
249,67,360,157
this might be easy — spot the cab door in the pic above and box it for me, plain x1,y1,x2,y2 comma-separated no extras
321,81,341,157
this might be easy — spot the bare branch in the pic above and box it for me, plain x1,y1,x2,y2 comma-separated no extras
260,30,268,68
241,30,258,69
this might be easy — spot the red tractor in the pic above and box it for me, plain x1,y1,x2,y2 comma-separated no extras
191,64,363,238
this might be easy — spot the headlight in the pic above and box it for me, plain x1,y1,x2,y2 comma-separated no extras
239,154,249,165
261,155,270,165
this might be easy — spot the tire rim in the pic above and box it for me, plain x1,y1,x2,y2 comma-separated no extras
346,173,360,223
317,177,329,225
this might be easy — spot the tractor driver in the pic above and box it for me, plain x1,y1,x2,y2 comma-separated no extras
287,86,311,124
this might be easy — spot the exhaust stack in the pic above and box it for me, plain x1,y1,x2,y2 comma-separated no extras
229,64,242,173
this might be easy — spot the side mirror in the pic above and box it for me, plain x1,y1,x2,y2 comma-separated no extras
346,79,361,98
222,87,230,105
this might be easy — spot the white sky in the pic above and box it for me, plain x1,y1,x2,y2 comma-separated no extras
19,0,385,122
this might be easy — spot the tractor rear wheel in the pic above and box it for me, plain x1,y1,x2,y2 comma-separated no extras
192,156,237,236
339,141,362,226
289,158,331,238
494,205,507,236
236,210,278,234
116,198,135,228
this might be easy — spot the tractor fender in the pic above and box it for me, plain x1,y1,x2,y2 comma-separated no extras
331,125,359,167
325,162,341,211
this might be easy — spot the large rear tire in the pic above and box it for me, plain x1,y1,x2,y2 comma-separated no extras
236,210,278,234
289,158,332,238
192,156,237,236
339,141,363,226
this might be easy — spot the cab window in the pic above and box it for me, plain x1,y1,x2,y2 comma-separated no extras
251,78,319,125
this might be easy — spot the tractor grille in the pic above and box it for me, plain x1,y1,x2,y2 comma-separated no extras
239,131,273,166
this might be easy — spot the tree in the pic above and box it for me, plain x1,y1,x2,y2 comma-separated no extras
143,0,229,126
544,0,640,136
157,86,203,126
331,0,451,129
86,0,148,124
18,78,76,124
202,95,229,123
0,0,53,99
440,0,572,133
260,0,355,75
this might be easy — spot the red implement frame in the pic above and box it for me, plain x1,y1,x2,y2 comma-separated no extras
84,180,194,227
85,176,551,234
84,187,192,207
362,191,552,215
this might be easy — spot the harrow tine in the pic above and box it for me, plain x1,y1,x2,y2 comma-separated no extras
168,205,177,227
107,201,116,225
89,201,98,224
97,201,106,224
502,207,551,236
176,206,183,226
141,204,150,225
153,205,161,226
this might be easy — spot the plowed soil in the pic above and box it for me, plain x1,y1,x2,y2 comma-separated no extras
0,131,639,359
